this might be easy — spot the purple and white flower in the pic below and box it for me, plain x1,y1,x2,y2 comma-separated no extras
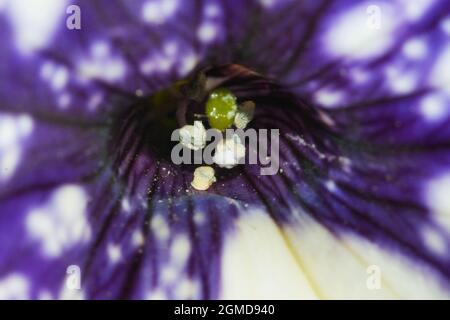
0,0,450,299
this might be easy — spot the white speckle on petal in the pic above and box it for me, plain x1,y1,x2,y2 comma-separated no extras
26,185,90,257
170,234,191,267
151,215,170,242
91,41,110,59
161,266,178,285
38,290,53,300
178,53,198,76
174,278,199,299
259,0,276,8
132,230,145,247
103,59,126,81
121,197,132,213
0,146,20,182
385,68,416,94
107,244,122,264
140,59,156,75
324,3,398,59
441,16,450,35
0,273,29,300
78,53,126,83
155,55,174,73
193,211,205,225
430,43,450,94
0,116,18,148
339,157,352,172
146,289,166,300
163,41,178,57
16,114,33,136
142,0,178,25
51,67,68,91
325,180,337,192
57,93,71,109
314,88,344,108
5,0,67,55
205,3,220,17
402,38,427,60
87,93,103,111
41,63,69,91
349,68,369,84
141,43,197,77
197,23,218,43
77,40,127,82
40,62,55,80
399,0,435,21
142,2,161,24
420,93,448,121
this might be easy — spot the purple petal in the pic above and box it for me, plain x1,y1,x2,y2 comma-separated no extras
0,0,450,299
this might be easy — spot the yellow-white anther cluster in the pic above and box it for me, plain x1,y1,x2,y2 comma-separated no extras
191,166,217,191
179,121,207,151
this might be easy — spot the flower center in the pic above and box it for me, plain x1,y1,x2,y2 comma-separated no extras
108,63,327,194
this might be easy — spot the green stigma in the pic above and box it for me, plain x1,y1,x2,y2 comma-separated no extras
205,88,238,131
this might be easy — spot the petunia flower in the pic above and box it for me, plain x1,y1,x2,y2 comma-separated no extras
0,0,450,299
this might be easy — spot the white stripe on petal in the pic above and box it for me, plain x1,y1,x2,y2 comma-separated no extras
220,210,318,299
220,209,450,299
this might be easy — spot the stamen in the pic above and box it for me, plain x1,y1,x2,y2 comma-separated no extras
234,100,255,129
191,166,217,191
179,121,207,150
213,134,246,169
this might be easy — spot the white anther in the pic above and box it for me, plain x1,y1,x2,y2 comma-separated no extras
234,101,255,129
191,166,216,191
179,121,207,151
213,134,246,169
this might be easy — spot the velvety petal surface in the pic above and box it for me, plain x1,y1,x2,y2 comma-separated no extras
0,0,450,299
